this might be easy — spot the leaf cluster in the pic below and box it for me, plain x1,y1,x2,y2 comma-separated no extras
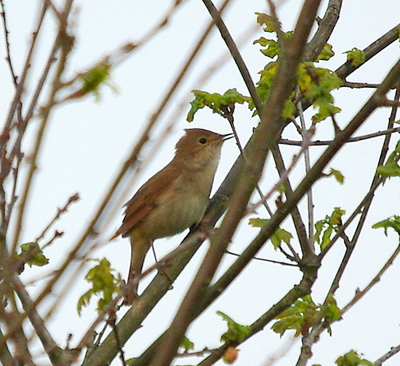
249,218,293,249
335,350,374,366
344,48,366,67
376,140,400,183
77,258,120,315
187,88,251,122
272,295,341,337
217,311,251,344
15,242,49,274
188,13,343,125
372,215,400,236
314,207,346,249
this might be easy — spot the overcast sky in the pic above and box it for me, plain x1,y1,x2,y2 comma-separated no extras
1,0,400,365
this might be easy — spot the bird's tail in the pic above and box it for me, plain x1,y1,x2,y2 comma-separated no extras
123,237,151,305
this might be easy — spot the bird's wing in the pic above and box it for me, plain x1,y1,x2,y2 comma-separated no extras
116,163,180,238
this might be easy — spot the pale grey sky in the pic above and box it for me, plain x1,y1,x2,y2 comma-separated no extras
1,1,400,365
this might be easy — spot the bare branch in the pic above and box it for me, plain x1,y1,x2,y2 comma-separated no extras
375,343,400,366
0,0,18,86
279,127,400,146
35,193,80,244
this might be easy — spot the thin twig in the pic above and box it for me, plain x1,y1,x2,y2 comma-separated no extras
375,343,400,366
297,97,314,248
0,0,18,86
246,124,315,215
57,0,186,105
1,2,48,137
342,244,400,314
35,193,80,243
11,21,74,254
279,126,400,146
342,81,381,88
225,250,297,267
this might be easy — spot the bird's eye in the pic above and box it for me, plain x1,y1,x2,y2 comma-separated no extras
198,137,207,144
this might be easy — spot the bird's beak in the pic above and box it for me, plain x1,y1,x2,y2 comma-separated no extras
221,133,234,141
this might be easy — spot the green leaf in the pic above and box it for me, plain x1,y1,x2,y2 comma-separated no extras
272,295,317,337
255,12,277,33
77,258,120,315
335,350,374,366
179,336,194,351
344,48,366,67
187,88,251,122
314,208,346,249
297,63,343,122
217,311,251,343
329,168,345,184
272,295,341,338
19,242,49,267
80,62,111,95
376,143,400,183
249,218,293,249
254,38,280,58
372,215,400,236
317,43,335,61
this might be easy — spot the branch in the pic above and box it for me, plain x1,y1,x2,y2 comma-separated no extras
279,127,400,146
1,2,48,139
375,343,400,366
199,0,264,115
336,23,400,79
12,274,65,364
35,193,80,243
0,0,18,86
342,244,400,315
342,81,381,88
302,0,343,61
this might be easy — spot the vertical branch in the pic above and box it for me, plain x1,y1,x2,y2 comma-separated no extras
0,0,17,86
297,100,314,245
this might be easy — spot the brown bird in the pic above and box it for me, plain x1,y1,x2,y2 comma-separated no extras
116,128,232,303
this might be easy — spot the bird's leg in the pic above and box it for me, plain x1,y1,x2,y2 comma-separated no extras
150,242,174,290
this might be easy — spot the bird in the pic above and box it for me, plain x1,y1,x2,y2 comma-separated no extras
116,128,232,304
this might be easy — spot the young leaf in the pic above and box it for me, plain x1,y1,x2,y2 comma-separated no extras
376,142,400,183
329,168,345,184
249,218,293,249
314,207,346,249
217,311,251,343
187,89,251,122
372,215,400,236
80,62,111,95
18,242,49,267
297,63,343,123
179,336,194,352
77,258,120,315
272,294,341,337
317,43,335,61
255,12,278,33
335,350,374,366
344,48,366,67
